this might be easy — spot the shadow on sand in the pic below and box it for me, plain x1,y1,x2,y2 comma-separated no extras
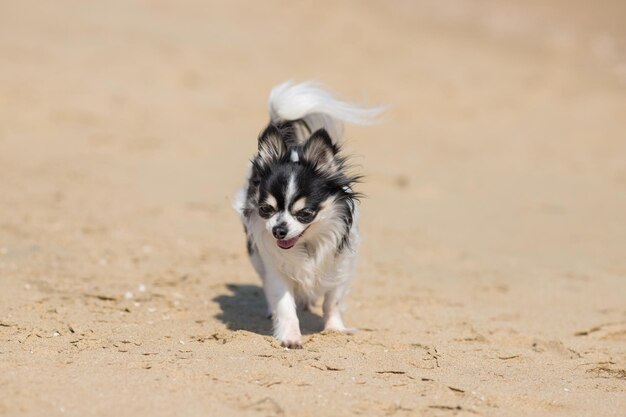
213,284,324,336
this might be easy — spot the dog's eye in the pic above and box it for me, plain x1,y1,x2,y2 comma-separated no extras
295,209,315,223
258,205,275,217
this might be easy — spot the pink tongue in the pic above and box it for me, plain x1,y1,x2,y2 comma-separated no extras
277,236,299,249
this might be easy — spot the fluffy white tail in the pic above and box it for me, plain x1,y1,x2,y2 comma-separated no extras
268,81,384,142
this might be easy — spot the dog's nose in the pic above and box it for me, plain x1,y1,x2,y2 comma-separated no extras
272,224,288,239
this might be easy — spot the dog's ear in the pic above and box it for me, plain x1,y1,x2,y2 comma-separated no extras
302,129,338,175
257,125,287,166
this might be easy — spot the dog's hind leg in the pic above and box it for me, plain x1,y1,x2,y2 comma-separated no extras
322,285,354,334
322,250,358,334
323,295,356,334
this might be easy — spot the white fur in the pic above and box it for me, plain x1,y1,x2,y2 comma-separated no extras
269,81,385,143
265,194,277,210
235,81,377,348
292,197,306,212
245,200,360,345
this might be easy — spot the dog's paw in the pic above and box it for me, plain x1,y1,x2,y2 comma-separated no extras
323,315,356,334
323,325,357,335
280,339,303,349
274,320,302,349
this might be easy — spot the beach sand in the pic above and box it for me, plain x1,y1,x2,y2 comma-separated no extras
0,1,625,416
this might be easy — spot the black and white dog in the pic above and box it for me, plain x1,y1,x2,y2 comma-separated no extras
235,81,381,348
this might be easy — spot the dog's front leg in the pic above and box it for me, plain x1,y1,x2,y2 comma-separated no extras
264,271,302,349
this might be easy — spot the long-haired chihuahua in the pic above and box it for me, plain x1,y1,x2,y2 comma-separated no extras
235,81,382,348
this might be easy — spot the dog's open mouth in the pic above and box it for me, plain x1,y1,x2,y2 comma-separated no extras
277,236,299,250
276,227,309,250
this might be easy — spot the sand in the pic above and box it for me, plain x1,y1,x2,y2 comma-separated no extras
0,1,625,416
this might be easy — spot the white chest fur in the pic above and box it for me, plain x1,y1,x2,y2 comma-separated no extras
246,210,359,301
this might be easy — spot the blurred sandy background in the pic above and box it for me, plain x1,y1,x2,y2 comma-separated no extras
1,1,625,416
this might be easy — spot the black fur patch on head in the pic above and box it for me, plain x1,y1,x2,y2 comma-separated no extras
248,123,361,252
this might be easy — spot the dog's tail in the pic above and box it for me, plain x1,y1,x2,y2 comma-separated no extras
268,81,385,143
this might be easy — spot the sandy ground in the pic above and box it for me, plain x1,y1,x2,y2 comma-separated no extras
1,1,625,416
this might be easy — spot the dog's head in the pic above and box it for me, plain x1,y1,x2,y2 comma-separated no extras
249,124,358,250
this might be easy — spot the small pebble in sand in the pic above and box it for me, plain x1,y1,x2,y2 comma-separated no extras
395,175,410,188
53,331,60,337
138,283,147,293
124,291,133,300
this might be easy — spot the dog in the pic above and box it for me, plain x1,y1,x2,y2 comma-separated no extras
235,81,382,348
